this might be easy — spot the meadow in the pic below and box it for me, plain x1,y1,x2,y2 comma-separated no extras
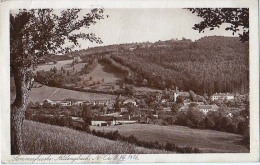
23,120,170,154
10,79,117,103
34,60,73,72
90,124,249,153
29,85,117,103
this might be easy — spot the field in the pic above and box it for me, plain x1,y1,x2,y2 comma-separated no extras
29,85,117,102
11,79,117,103
90,124,249,153
34,60,73,72
23,120,170,154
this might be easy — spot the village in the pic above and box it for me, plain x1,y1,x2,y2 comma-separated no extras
38,89,248,127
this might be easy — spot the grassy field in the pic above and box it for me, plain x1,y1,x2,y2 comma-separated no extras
34,60,73,72
29,85,117,102
23,120,170,154
11,79,117,103
90,124,249,153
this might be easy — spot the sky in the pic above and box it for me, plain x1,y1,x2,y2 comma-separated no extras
76,8,238,49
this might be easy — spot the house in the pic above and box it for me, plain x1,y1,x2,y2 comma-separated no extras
211,93,234,101
198,104,219,114
91,116,116,126
173,87,190,102
178,92,190,98
43,99,71,107
179,104,219,115
123,99,137,106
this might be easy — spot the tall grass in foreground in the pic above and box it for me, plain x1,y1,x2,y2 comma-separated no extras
23,120,170,154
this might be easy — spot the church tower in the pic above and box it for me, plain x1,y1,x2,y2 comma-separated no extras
174,86,179,102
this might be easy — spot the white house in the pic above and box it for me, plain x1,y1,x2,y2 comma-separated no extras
211,93,234,101
91,116,116,126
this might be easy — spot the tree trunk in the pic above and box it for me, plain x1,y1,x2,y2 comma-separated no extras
11,69,34,155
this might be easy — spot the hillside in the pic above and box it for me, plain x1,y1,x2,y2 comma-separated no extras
91,123,249,153
23,120,170,154
107,36,249,95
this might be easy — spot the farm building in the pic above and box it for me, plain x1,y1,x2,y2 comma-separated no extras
210,93,234,101
91,116,116,126
43,99,71,107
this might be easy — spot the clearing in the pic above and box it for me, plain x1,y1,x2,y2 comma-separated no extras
82,62,124,84
90,124,249,153
81,61,125,90
23,120,170,154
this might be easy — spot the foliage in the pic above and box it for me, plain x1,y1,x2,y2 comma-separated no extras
80,59,98,74
35,69,81,87
187,8,249,42
82,105,93,126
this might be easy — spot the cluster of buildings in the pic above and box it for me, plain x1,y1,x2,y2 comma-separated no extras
42,99,115,108
41,91,237,126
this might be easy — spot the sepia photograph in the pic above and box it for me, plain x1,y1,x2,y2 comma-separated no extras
1,0,259,163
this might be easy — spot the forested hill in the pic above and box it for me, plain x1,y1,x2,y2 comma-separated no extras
109,36,249,95
70,36,249,95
